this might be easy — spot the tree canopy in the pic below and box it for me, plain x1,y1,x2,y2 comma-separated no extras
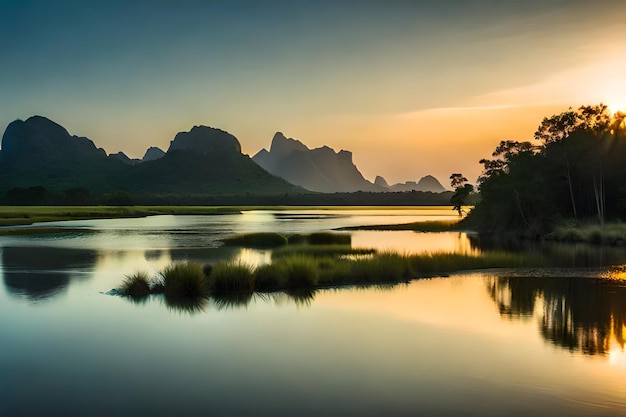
467,104,626,236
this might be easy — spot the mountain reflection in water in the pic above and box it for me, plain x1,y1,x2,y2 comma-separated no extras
1,246,97,301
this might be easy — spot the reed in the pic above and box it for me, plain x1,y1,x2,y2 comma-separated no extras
272,244,374,259
274,255,319,289
254,263,285,291
221,232,288,248
119,271,153,298
161,262,208,298
210,261,255,292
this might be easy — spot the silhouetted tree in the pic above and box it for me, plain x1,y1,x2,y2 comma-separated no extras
469,104,626,235
449,173,473,215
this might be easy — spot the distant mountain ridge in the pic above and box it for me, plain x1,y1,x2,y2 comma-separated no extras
0,116,301,197
253,132,446,193
375,175,446,193
253,132,383,193
0,116,447,203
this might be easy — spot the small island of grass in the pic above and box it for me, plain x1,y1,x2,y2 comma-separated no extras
114,230,542,311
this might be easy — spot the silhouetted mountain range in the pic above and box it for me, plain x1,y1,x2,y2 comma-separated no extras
253,132,382,193
0,116,301,198
0,116,448,204
375,175,446,193
253,132,446,193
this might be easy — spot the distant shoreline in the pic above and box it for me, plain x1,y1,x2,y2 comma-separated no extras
0,205,455,229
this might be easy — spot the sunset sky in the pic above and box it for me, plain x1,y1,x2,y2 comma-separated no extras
1,0,626,185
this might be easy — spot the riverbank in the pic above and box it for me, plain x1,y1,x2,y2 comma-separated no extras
0,205,246,227
0,205,456,229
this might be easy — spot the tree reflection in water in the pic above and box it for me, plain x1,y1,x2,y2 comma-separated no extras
486,275,626,355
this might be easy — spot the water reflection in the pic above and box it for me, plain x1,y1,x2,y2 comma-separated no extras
1,246,97,301
486,275,626,356
163,293,209,315
471,234,626,267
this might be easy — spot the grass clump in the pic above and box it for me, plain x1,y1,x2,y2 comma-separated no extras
339,220,461,232
275,255,319,289
210,261,255,292
545,222,626,246
254,263,285,291
161,261,208,299
288,232,351,245
221,232,288,248
272,244,374,259
351,252,410,283
119,271,153,298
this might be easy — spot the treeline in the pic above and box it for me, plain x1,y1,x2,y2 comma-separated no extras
4,186,131,206
467,104,626,236
2,186,453,207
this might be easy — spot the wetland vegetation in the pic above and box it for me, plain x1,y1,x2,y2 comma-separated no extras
115,231,543,308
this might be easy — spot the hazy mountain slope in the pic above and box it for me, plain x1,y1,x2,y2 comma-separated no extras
253,132,382,193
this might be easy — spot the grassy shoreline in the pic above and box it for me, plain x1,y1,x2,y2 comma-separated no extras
0,205,455,227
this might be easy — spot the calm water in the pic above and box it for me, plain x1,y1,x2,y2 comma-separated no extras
2,208,626,416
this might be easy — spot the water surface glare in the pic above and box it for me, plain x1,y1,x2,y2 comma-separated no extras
1,209,626,416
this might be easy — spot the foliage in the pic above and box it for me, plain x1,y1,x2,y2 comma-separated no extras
468,104,626,236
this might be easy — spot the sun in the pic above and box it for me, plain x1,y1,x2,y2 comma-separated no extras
605,99,626,115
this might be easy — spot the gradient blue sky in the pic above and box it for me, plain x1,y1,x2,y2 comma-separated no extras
2,0,626,184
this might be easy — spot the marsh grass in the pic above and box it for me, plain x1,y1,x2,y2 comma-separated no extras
115,247,546,311
546,222,626,246
161,262,208,298
120,271,153,298
288,232,351,245
210,261,255,292
254,263,285,291
272,244,374,258
0,205,242,227
274,255,318,289
223,231,352,248
350,252,411,283
338,220,462,232
221,232,288,248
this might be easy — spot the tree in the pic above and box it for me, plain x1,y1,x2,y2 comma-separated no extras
449,173,473,215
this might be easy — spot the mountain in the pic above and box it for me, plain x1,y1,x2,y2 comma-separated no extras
374,176,390,188
129,126,301,195
1,115,106,160
379,175,447,193
0,116,301,198
142,146,165,161
0,116,129,193
252,132,383,193
110,151,141,165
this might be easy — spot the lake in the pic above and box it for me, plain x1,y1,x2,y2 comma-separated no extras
1,208,626,416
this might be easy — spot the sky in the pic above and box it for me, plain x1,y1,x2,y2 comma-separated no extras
1,0,626,185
